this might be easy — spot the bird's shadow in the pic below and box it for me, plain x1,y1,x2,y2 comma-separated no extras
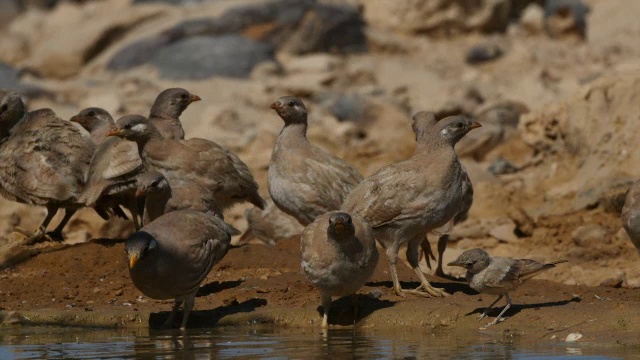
465,297,582,318
197,280,243,297
90,237,127,247
366,279,476,296
317,294,395,327
149,298,268,329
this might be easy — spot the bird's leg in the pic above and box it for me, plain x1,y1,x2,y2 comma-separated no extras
321,292,332,329
127,198,142,230
163,300,183,328
351,294,359,326
486,293,512,326
479,295,503,320
401,237,448,297
47,208,77,241
435,234,449,277
385,243,406,298
420,236,435,270
179,295,195,330
22,205,59,244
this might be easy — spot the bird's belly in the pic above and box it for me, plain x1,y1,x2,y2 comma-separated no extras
302,260,370,296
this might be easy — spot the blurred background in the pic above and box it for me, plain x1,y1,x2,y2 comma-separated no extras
0,0,639,286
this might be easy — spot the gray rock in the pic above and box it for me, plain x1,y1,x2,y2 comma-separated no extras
313,92,369,122
107,36,170,72
466,43,504,65
0,62,48,98
488,157,519,175
151,35,275,79
545,0,589,39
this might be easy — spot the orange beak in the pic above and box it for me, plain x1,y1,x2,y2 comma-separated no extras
128,255,139,269
470,122,482,129
135,188,144,198
189,94,201,103
69,115,81,124
106,128,121,137
269,102,280,110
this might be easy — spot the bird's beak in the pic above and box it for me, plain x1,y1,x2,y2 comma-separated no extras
189,94,201,103
106,128,121,137
69,115,81,124
447,259,463,267
135,188,144,198
470,122,482,129
129,254,139,269
334,223,345,231
269,102,280,110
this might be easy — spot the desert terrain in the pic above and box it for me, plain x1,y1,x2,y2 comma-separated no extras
0,0,639,344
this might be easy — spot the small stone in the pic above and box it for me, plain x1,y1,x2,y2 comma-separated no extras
489,223,519,243
466,43,504,65
368,289,383,299
565,333,583,342
114,289,124,296
284,54,340,73
600,275,626,289
520,3,545,34
223,297,239,307
571,225,611,248
488,158,520,176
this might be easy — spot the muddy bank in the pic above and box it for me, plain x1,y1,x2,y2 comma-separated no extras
1,239,639,346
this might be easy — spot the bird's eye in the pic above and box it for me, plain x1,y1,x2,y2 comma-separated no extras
287,101,294,107
456,122,463,128
87,111,95,117
123,124,132,130
0,104,7,113
347,217,352,224
181,94,188,99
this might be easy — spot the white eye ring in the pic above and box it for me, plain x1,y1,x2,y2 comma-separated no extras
131,124,148,132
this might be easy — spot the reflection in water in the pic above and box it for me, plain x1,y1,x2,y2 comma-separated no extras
0,325,630,359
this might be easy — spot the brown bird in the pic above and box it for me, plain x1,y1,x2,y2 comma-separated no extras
126,209,237,329
412,111,474,277
135,170,223,225
268,96,363,226
301,211,378,328
237,199,304,246
622,180,640,255
0,92,26,139
70,107,115,145
342,116,481,298
448,248,567,326
77,111,144,230
148,88,201,140
107,115,266,211
0,93,96,242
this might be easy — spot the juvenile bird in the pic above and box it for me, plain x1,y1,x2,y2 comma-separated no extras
622,180,640,255
126,209,237,329
268,96,363,226
136,171,222,225
342,116,481,298
448,248,567,326
148,88,201,140
412,111,474,277
70,107,115,145
301,211,378,328
107,115,266,211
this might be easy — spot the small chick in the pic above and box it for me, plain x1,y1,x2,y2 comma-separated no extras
301,211,378,328
448,248,567,326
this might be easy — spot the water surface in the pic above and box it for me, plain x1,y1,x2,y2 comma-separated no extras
0,326,631,359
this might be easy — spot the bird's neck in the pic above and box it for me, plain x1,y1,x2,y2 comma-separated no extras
145,189,171,222
277,122,309,145
150,105,182,120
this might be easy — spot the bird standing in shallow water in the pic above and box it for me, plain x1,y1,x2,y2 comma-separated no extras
301,211,378,328
342,116,481,298
268,96,363,226
448,248,567,326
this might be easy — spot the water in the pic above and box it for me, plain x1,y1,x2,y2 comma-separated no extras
0,326,632,359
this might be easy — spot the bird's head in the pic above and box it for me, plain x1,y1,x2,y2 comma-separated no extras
327,212,356,239
448,248,490,274
125,231,157,269
270,96,307,125
135,171,169,198
435,116,482,145
107,115,157,141
150,88,200,119
70,107,114,133
411,111,438,143
0,92,26,134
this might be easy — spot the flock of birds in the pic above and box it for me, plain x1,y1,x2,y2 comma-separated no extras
3,87,637,330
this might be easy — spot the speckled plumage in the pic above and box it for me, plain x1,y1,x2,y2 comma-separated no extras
148,88,200,140
109,115,266,211
0,94,96,241
126,209,235,329
301,211,378,328
342,115,481,298
449,248,566,326
268,96,363,226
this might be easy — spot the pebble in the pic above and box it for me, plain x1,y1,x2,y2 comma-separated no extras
565,333,583,342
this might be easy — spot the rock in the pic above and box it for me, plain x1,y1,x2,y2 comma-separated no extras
465,43,504,65
313,92,370,122
600,276,625,289
519,3,544,34
571,225,610,248
203,107,258,151
599,178,636,214
564,333,583,342
108,0,366,74
0,62,48,98
267,72,335,97
545,0,589,39
489,223,518,243
151,35,275,80
456,122,504,160
26,1,163,79
0,0,24,28
436,87,484,118
283,54,341,74
488,157,520,175
80,92,122,116
506,206,534,237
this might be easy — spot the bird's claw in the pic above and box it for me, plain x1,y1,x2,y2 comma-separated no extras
478,312,488,320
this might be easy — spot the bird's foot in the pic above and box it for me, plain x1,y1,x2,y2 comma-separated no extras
485,317,506,327
478,312,488,320
17,228,52,245
45,231,64,242
396,284,448,298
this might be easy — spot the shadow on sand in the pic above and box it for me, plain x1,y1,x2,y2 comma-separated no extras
316,294,395,327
